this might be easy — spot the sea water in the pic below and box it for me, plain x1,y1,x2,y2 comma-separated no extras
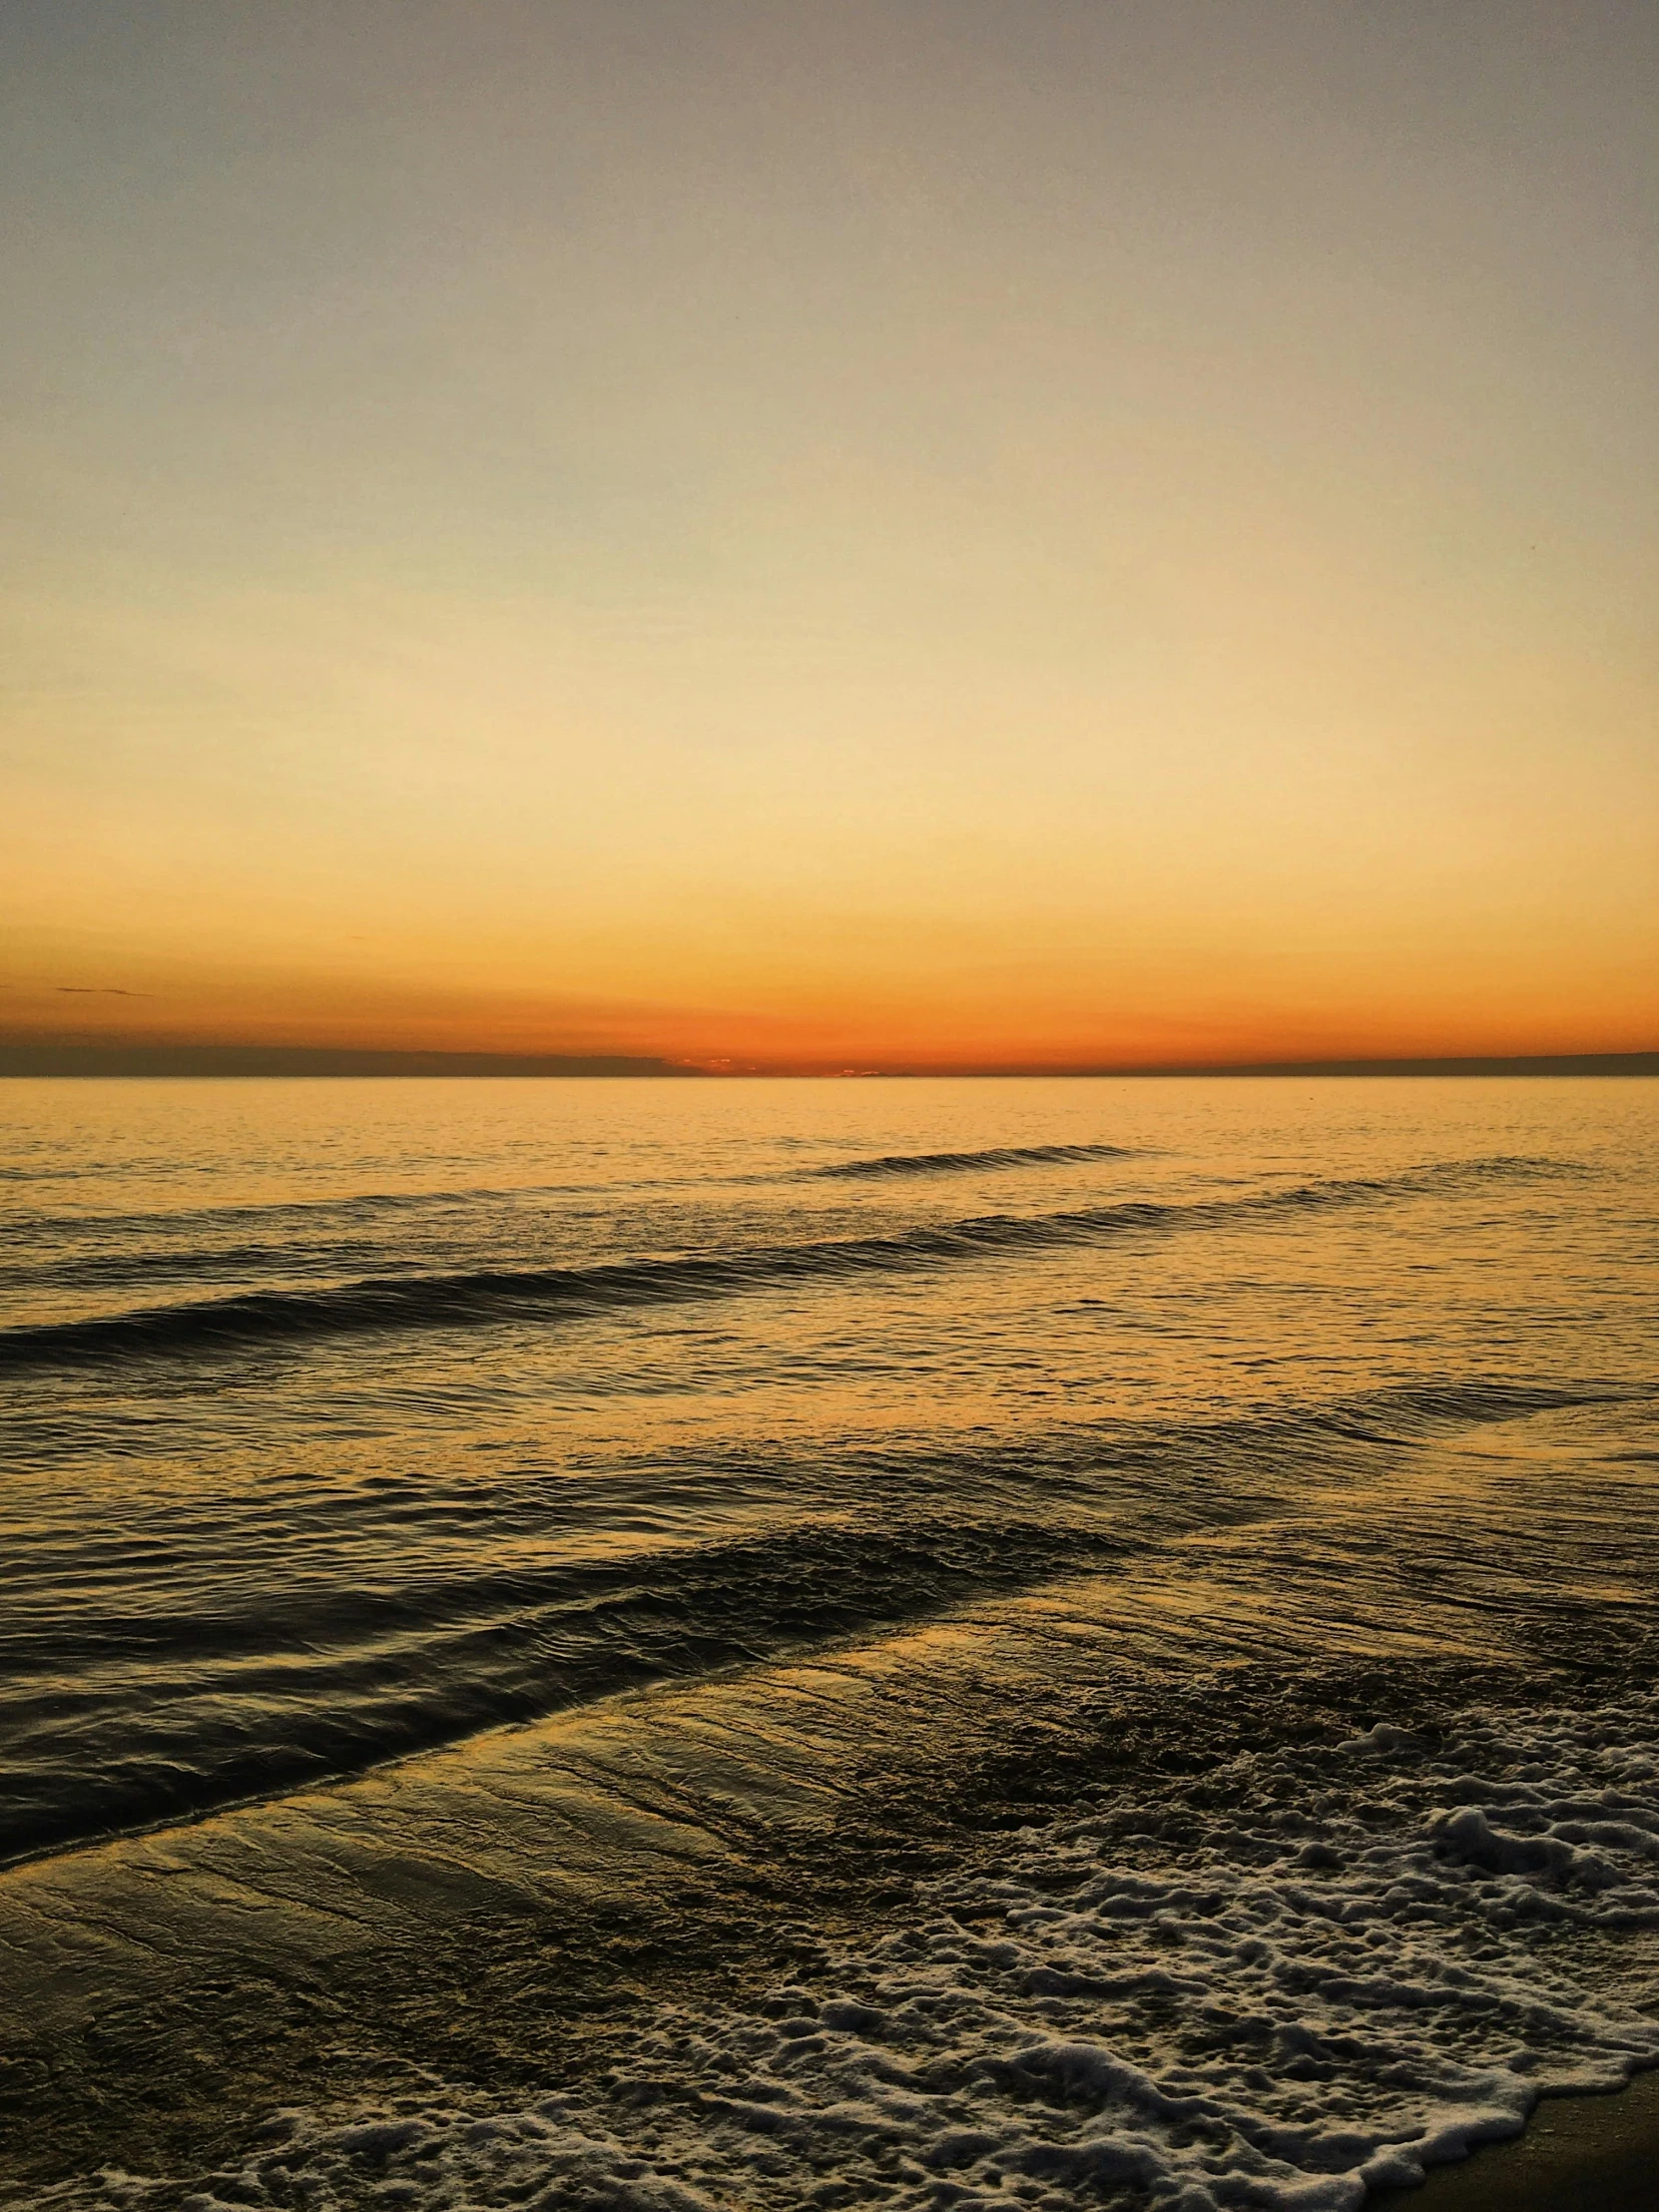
1,1076,1655,2209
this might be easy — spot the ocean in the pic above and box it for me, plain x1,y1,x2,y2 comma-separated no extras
2,1074,1656,2211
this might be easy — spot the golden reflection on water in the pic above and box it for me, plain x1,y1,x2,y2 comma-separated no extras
1,1077,1655,2199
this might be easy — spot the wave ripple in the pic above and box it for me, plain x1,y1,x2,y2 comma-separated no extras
813,1142,1140,1178
0,1155,1575,1371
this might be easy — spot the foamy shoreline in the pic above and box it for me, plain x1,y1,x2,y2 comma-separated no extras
1374,2064,1659,2209
13,1652,1659,2212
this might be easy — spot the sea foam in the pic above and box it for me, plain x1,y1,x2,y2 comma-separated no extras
64,1688,1659,2212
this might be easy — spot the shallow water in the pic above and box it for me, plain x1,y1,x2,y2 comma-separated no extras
1,1075,1655,2208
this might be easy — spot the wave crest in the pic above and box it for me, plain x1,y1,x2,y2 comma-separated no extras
813,1142,1139,1179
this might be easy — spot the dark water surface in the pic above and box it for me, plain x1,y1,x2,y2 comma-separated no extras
2,1076,1656,2210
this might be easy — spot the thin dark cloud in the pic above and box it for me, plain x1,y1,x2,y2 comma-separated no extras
55,986,156,997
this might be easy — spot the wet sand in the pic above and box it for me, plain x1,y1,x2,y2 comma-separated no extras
1372,2065,1659,2209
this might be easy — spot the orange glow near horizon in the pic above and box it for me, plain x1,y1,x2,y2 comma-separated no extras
7,933,1655,1074
3,8,1657,1072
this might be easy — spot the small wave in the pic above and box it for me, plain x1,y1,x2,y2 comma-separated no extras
0,1375,1635,1866
1,1149,1134,1239
813,1142,1141,1179
0,1155,1581,1372
0,1513,1131,1866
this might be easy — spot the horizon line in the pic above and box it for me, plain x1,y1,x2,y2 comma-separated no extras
2,1044,1656,1080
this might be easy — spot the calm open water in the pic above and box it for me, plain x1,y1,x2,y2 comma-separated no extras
2,1076,1656,2210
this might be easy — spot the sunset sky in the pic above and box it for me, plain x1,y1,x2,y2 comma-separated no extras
4,1,1656,1072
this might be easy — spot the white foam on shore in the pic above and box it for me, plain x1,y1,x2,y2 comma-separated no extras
63,1692,1659,2212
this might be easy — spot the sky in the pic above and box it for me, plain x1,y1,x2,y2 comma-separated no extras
3,0,1656,1073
